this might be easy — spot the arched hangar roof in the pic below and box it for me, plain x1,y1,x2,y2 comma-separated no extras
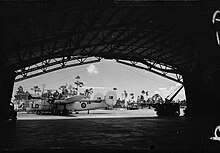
1,1,219,76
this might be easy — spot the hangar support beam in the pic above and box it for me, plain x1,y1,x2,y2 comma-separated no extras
183,68,220,117
0,66,16,113
183,30,220,117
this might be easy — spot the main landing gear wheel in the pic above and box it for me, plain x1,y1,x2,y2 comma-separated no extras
36,110,42,115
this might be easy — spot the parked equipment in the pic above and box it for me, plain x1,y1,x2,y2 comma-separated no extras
154,85,184,117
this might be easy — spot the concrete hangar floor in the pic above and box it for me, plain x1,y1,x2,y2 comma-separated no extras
0,108,219,153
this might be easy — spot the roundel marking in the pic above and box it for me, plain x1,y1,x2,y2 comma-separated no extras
81,103,86,108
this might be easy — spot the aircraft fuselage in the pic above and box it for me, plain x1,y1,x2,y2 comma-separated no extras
66,101,108,111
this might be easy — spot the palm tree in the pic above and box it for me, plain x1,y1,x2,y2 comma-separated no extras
59,84,69,97
68,84,73,95
140,90,145,101
123,90,128,107
74,76,84,95
46,90,53,98
124,90,128,98
59,85,67,93
31,86,41,94
152,93,163,103
145,91,148,96
130,93,134,99
145,91,149,101
130,93,134,103
15,86,25,101
84,88,93,98
72,87,77,95
18,86,24,93
75,75,80,80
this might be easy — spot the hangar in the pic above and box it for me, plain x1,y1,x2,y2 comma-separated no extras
1,0,220,117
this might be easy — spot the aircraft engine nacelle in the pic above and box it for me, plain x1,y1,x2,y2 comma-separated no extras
104,91,117,107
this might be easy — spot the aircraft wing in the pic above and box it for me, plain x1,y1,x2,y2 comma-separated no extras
54,95,87,105
53,94,103,105
79,99,103,103
53,99,71,105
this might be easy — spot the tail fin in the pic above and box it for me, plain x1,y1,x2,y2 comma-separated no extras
104,91,117,107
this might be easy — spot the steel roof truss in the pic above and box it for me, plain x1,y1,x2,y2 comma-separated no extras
117,60,183,84
132,28,174,57
15,56,100,82
15,58,100,82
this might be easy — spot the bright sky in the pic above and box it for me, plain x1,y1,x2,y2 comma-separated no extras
12,59,186,101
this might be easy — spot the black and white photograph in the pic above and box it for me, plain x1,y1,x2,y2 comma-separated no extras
0,0,220,153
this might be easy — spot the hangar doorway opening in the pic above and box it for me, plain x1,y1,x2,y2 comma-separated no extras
12,58,186,115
